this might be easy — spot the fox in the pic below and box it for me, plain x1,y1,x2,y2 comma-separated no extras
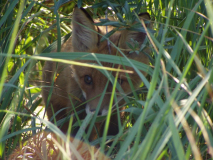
42,7,151,141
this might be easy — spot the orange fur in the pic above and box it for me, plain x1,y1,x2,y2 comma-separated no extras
42,7,151,141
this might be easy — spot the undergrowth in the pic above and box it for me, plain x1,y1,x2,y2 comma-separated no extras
0,0,213,159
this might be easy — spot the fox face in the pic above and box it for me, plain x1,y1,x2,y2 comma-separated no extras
42,7,151,137
71,8,150,115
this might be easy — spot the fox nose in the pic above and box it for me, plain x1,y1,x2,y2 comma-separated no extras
90,109,102,116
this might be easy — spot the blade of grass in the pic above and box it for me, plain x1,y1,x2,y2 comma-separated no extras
101,69,119,152
0,0,18,28
0,0,24,99
168,110,186,160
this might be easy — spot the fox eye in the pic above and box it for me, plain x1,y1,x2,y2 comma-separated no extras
84,75,93,85
117,78,123,85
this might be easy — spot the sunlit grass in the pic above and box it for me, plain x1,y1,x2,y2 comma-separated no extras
0,0,212,159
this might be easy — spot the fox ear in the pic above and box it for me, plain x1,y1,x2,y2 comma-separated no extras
72,7,98,52
118,12,151,51
138,12,151,25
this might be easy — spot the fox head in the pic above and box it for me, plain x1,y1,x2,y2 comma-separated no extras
71,7,151,116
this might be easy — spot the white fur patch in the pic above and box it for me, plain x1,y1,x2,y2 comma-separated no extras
86,104,94,114
85,105,108,116
101,109,108,116
73,72,79,83
82,91,86,99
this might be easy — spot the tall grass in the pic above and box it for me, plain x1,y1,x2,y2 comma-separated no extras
0,0,212,159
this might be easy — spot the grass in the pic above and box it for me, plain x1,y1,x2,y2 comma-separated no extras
0,0,213,159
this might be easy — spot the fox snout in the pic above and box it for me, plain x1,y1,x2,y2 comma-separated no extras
84,91,120,116
86,104,109,116
84,93,110,116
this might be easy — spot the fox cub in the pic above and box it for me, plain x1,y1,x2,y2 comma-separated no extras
42,7,151,141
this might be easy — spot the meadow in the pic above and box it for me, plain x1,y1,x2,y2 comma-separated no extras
0,0,213,159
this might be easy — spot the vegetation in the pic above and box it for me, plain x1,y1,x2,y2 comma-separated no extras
0,0,213,159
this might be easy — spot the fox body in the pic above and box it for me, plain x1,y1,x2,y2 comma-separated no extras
42,7,151,140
